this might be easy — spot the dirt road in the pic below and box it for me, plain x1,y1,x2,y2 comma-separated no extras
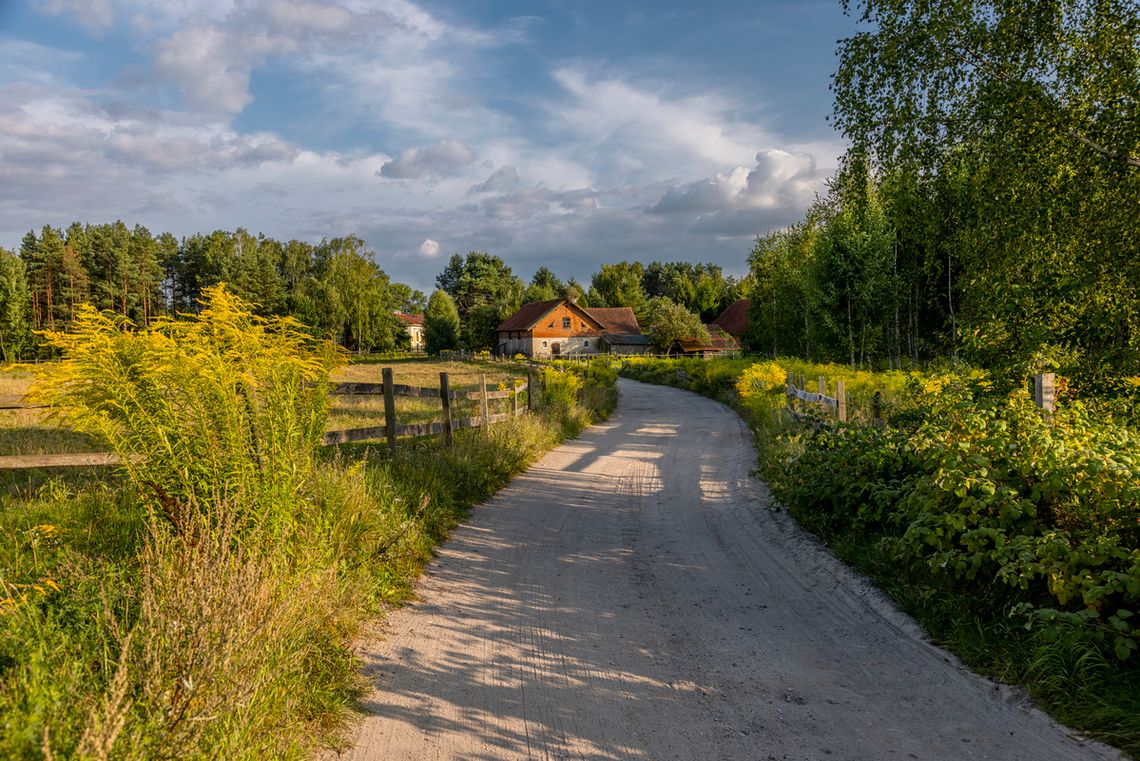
334,378,1123,761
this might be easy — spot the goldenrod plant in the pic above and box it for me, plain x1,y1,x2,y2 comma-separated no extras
32,285,344,539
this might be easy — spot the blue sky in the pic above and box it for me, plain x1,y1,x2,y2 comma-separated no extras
0,0,856,292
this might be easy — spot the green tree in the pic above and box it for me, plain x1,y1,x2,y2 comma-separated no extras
591,261,647,318
644,297,708,355
390,283,427,314
524,266,565,303
833,0,1140,376
0,247,32,360
435,252,523,349
424,289,460,354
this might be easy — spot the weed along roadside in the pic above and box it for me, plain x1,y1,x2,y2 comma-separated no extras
0,287,619,759
619,355,1140,759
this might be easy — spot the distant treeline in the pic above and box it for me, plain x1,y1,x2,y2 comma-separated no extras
0,222,753,360
1,224,427,359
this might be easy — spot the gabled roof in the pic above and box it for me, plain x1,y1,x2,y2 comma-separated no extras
395,312,424,326
496,299,606,333
497,299,561,331
585,307,641,335
677,324,740,353
713,299,750,337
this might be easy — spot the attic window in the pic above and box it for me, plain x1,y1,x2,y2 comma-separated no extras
548,321,554,328
562,317,571,329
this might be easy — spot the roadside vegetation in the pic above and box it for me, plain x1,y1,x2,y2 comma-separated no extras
621,355,1140,756
0,288,616,759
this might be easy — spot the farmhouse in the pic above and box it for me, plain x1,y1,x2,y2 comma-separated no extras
496,298,648,357
395,312,425,352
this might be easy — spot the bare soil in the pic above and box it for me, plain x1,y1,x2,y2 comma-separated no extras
332,378,1124,761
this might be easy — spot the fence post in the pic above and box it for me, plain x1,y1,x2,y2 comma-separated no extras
480,373,490,427
1034,372,1056,415
836,380,847,423
786,371,795,412
512,378,520,417
527,371,536,412
817,375,826,412
872,391,882,428
382,367,397,452
440,372,453,444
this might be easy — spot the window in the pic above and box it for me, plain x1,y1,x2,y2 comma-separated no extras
562,317,571,329
542,341,548,347
584,340,589,347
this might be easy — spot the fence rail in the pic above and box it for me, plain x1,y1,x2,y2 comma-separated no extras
0,368,538,470
783,370,1058,430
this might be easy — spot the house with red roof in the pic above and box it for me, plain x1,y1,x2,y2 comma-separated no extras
496,298,648,357
395,312,425,352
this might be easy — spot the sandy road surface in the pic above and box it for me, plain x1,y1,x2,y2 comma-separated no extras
333,378,1123,761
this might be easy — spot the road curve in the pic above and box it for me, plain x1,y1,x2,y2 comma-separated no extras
332,378,1123,761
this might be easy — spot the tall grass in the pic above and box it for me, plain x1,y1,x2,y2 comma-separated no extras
0,291,617,759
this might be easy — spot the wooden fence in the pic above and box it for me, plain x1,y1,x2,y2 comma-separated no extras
784,371,1058,429
0,368,536,470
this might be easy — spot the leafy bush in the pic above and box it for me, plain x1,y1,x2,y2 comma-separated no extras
768,381,1140,661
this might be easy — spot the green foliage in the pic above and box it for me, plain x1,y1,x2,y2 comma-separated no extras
13,224,417,358
826,0,1140,377
435,252,524,350
423,289,461,354
32,286,344,536
523,266,565,303
769,381,1140,663
0,248,32,361
644,297,709,354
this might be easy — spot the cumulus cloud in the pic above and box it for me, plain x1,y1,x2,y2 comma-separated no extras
418,238,440,257
548,68,762,183
651,149,825,215
154,24,294,113
378,140,476,179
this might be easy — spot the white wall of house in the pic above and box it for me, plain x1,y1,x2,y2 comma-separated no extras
498,333,607,357
529,336,600,357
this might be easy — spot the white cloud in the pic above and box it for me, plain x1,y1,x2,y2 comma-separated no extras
418,238,440,257
651,149,825,215
154,24,295,113
548,68,762,183
378,140,476,179
258,0,354,34
41,0,115,33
